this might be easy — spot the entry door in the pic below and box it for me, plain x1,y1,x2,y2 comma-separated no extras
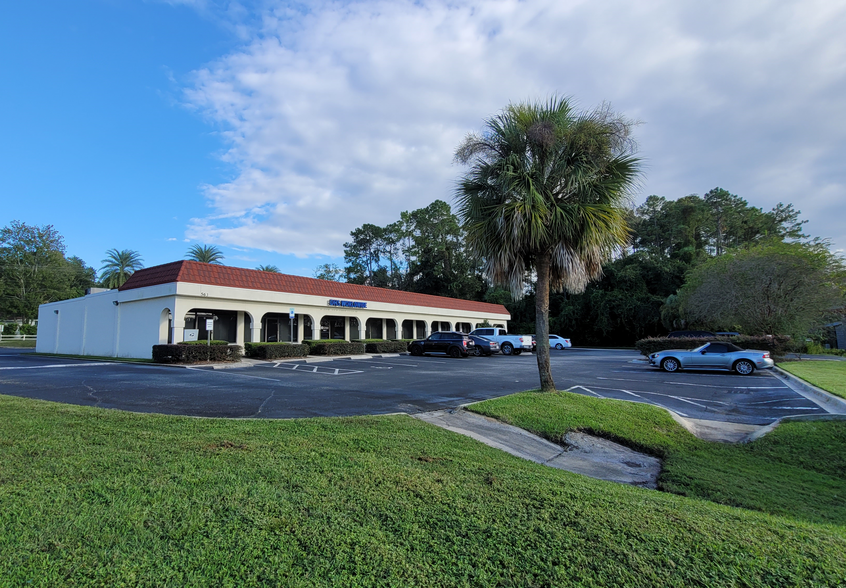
266,319,279,342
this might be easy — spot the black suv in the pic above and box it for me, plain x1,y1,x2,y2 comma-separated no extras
407,331,475,358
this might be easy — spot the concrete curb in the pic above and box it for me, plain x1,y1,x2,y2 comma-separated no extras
772,366,846,414
744,413,846,443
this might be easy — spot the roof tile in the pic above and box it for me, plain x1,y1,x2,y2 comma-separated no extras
120,261,509,315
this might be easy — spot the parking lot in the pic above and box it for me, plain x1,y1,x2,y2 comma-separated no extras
0,348,825,424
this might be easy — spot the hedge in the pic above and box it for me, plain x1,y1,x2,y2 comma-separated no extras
304,340,366,356
635,335,792,357
355,339,413,353
152,344,243,364
244,342,309,359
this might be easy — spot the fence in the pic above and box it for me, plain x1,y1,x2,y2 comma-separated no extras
0,335,37,341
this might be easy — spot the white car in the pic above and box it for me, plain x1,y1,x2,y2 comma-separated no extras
549,335,572,349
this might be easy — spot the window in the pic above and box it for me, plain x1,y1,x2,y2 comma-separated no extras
706,343,728,353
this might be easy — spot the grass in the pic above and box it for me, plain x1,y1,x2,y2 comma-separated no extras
0,339,36,348
779,360,846,399
1,396,844,586
470,391,846,526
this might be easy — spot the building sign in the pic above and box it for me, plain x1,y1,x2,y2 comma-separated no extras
328,299,367,309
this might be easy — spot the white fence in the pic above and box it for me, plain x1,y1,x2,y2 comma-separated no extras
0,335,37,341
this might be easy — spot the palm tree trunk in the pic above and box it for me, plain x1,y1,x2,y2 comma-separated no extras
535,254,556,392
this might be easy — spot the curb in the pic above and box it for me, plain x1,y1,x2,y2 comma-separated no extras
744,413,846,443
772,366,846,414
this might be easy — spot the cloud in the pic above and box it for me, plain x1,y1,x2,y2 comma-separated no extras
182,0,846,256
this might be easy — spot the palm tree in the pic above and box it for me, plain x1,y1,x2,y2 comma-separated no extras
186,244,225,264
256,264,279,272
99,249,144,289
455,97,641,391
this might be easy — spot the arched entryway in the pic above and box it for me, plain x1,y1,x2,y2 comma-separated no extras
159,308,172,344
184,309,238,342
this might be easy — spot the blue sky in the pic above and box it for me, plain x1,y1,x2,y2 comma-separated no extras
3,0,845,278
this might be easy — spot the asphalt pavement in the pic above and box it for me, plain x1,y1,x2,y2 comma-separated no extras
0,347,830,424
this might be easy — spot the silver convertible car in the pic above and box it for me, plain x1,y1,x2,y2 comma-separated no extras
649,341,774,375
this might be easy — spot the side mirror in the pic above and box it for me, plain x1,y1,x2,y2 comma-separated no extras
701,349,707,354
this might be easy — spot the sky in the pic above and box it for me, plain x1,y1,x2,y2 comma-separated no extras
3,0,845,278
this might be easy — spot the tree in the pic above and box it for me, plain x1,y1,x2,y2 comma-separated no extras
343,224,383,285
455,97,641,391
256,264,279,273
99,248,144,289
313,263,343,281
0,221,95,321
678,241,846,337
187,244,224,264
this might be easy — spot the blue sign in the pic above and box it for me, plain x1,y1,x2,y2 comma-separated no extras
328,299,367,308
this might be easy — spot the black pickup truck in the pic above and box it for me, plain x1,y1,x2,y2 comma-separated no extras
407,331,476,358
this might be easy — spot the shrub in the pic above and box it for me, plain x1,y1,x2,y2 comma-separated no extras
635,335,792,357
304,340,366,356
359,340,412,353
19,324,37,336
244,342,309,359
152,344,242,364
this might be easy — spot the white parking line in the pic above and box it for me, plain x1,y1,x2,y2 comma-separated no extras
565,385,603,398
667,381,788,389
619,389,643,398
668,395,709,409
0,362,113,370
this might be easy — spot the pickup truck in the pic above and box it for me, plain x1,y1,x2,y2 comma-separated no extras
468,328,533,356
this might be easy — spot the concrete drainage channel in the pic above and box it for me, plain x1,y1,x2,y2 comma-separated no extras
414,409,662,489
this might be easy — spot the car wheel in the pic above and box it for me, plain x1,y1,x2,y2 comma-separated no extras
472,347,482,356
448,346,461,358
661,358,680,373
501,342,513,355
555,343,564,350
734,359,755,375
410,346,423,356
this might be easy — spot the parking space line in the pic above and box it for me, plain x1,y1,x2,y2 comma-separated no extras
565,385,603,398
0,362,114,370
667,381,788,390
668,395,708,409
619,389,643,398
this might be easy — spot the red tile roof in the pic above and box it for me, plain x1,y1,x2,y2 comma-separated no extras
120,261,509,316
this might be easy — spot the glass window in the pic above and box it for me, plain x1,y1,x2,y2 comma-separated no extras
706,343,728,353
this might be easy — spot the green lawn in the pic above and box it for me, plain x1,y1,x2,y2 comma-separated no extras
0,339,36,348
779,360,846,399
1,395,844,586
470,391,846,526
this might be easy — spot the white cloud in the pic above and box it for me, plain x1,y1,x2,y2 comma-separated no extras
183,0,846,255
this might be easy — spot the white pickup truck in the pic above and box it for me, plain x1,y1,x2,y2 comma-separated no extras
469,327,533,356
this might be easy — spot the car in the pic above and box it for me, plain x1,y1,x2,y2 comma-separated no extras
549,334,572,349
648,341,774,375
668,330,716,338
407,331,475,358
529,334,572,351
468,335,500,356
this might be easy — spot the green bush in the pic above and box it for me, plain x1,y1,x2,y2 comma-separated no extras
18,324,37,336
635,335,792,357
358,339,412,353
152,344,242,364
304,339,366,356
244,342,309,359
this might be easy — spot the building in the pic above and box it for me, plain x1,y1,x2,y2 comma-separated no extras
36,261,511,359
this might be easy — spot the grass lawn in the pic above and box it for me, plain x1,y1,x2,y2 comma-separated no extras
779,360,846,400
470,391,846,527
1,395,845,587
0,339,36,348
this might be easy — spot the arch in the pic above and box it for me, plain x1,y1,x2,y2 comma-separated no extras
159,308,172,344
385,318,397,340
303,314,315,340
415,320,428,339
431,320,451,333
260,311,300,343
349,316,361,340
455,322,472,333
402,319,414,339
